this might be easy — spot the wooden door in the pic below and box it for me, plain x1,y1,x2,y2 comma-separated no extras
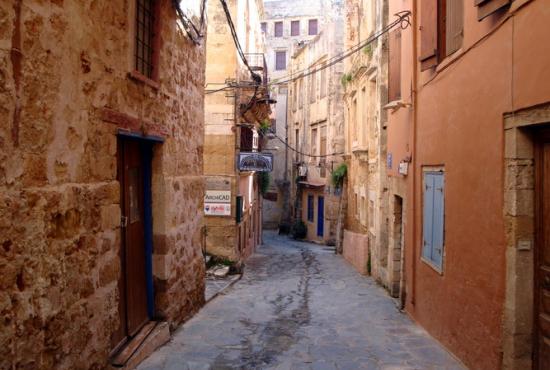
114,139,149,347
317,196,324,237
536,132,550,369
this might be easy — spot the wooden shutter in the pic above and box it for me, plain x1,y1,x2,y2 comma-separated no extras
422,173,435,262
476,0,510,21
388,29,402,102
274,21,283,37
291,20,300,36
308,19,318,35
431,173,445,269
422,172,445,270
420,0,438,71
446,0,463,55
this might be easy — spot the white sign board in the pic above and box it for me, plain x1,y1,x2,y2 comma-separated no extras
204,203,231,216
204,190,231,216
204,190,231,204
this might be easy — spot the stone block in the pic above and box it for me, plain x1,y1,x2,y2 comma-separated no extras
504,128,533,160
100,204,121,230
504,189,534,217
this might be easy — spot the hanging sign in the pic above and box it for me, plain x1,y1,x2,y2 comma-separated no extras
238,152,273,172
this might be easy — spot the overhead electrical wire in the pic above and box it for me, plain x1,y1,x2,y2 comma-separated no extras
219,0,262,84
205,10,411,94
269,131,345,158
268,11,411,86
172,0,207,45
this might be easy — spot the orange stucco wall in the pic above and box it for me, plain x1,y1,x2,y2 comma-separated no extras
388,1,550,369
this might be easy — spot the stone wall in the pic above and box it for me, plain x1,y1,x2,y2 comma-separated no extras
0,0,205,368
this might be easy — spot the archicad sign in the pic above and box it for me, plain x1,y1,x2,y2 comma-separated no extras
204,190,231,216
238,152,273,172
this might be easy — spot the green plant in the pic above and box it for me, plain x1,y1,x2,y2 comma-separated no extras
340,73,353,88
257,171,271,195
363,44,373,58
291,220,307,240
330,163,347,189
259,119,270,135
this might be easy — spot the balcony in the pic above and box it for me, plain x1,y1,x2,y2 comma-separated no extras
239,53,275,125
244,53,268,85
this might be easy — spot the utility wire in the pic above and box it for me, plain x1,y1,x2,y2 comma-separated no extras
205,11,411,94
219,0,262,84
269,11,411,86
172,0,207,45
269,132,345,158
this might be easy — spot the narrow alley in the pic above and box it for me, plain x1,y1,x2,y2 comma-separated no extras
138,232,463,370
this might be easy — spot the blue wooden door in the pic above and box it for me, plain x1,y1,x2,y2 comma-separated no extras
317,196,324,237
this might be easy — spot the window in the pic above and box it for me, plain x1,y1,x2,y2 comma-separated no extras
354,193,359,220
422,170,445,271
275,51,286,70
135,0,157,78
274,21,283,37
476,0,510,21
311,128,318,157
295,128,299,162
309,73,316,103
298,79,303,108
307,195,314,222
419,0,463,71
388,29,401,102
320,63,327,98
261,22,267,34
320,126,327,178
291,20,300,36
292,81,297,110
308,19,318,35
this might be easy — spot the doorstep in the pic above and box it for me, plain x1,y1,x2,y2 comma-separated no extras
110,321,170,370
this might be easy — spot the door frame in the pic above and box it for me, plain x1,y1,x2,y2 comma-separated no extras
534,128,550,368
502,103,550,369
113,133,160,350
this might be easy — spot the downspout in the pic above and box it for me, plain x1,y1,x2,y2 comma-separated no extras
409,0,419,307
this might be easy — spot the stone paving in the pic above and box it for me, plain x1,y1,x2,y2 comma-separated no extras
138,232,465,370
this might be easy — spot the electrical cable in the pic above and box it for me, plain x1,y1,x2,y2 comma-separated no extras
172,0,207,45
268,11,411,87
269,131,345,158
205,11,411,94
219,0,262,84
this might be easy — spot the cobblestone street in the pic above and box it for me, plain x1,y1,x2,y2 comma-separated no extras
138,232,464,370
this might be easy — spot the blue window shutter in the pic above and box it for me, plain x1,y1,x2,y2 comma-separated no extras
431,173,445,269
422,173,435,261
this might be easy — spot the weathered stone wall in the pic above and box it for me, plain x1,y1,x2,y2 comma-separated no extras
0,0,205,368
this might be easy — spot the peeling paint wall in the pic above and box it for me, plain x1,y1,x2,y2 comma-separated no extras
0,0,206,368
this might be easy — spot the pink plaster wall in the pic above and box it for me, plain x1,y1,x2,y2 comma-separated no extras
342,229,369,275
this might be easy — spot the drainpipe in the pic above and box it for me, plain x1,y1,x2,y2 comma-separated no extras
408,0,419,308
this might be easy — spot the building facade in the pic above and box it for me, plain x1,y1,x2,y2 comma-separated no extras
288,14,345,244
204,0,271,261
261,0,329,230
342,0,391,283
385,0,550,369
0,0,206,368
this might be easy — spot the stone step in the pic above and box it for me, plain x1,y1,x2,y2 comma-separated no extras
110,321,170,369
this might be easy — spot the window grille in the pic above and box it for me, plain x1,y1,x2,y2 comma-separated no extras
135,0,156,78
